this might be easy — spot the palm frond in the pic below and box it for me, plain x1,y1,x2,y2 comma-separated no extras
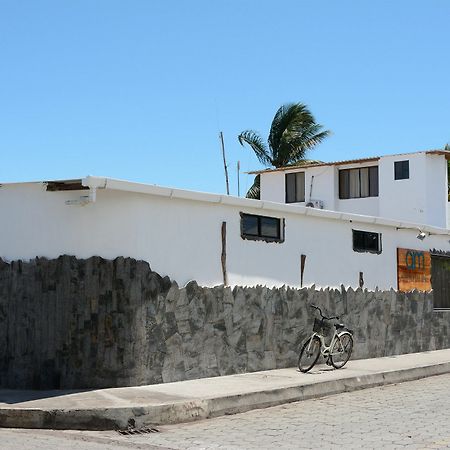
238,130,272,166
269,103,330,167
239,102,330,170
269,103,314,163
284,127,331,162
246,174,260,199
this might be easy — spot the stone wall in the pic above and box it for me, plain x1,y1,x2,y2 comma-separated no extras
0,256,449,389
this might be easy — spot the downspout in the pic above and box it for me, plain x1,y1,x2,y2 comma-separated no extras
65,176,107,206
82,176,107,204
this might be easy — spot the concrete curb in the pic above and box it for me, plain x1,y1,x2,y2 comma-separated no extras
1,360,450,430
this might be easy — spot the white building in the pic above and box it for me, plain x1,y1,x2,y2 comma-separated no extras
254,150,450,229
0,150,449,302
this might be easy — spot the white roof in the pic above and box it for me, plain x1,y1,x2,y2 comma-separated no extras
1,175,449,236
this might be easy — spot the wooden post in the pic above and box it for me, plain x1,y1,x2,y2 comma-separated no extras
300,254,306,287
221,222,228,286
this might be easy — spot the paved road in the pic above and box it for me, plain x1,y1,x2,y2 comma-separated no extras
2,373,450,449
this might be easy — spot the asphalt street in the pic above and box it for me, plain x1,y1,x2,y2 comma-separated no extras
2,373,450,449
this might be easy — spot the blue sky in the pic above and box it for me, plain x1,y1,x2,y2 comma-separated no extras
0,0,449,195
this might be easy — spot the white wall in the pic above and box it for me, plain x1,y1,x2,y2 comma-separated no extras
0,183,449,290
260,166,338,210
378,153,448,228
336,197,379,217
304,166,336,210
261,162,380,215
379,153,426,225
260,154,448,228
425,155,448,228
259,172,284,203
448,203,450,229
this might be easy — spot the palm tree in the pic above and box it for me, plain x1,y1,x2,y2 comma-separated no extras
238,103,330,199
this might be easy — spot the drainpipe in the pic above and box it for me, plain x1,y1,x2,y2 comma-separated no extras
65,176,107,206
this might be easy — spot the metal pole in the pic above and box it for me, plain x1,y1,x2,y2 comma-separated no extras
237,160,240,197
219,132,230,195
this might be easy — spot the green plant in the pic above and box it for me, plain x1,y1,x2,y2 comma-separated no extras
238,103,330,199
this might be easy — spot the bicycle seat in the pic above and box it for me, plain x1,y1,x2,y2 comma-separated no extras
334,323,345,329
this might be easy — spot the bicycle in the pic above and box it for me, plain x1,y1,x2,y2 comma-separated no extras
298,304,354,373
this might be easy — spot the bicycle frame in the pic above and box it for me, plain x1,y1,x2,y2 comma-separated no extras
306,329,348,358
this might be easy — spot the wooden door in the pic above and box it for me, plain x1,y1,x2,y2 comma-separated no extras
431,254,450,309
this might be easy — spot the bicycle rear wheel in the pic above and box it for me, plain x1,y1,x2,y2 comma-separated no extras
298,336,321,373
330,332,353,369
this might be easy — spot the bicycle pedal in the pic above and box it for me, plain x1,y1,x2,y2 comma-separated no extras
325,359,331,366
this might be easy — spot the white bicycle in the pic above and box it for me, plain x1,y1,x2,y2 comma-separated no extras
298,304,354,372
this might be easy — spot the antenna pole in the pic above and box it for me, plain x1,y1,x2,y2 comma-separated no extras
237,160,240,197
219,132,230,195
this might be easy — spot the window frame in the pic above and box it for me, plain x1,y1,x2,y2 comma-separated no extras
339,166,379,199
240,212,285,243
394,160,410,180
285,172,306,203
352,229,382,254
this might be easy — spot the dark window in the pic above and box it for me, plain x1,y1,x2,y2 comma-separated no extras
352,229,382,254
369,166,379,197
339,166,379,199
241,213,284,243
241,214,259,237
394,160,409,180
285,172,305,203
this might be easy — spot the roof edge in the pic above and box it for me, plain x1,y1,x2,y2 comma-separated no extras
248,149,450,175
2,175,449,235
82,176,450,236
248,157,380,174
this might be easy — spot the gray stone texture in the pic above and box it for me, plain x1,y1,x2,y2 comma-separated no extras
0,255,448,389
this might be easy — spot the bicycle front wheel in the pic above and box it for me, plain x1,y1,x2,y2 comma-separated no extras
330,332,353,369
298,336,321,373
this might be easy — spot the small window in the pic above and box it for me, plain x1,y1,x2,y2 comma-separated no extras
394,160,409,180
339,166,379,199
352,229,382,254
241,213,284,243
285,172,305,203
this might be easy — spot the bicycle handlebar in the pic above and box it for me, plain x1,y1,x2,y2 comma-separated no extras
310,304,339,321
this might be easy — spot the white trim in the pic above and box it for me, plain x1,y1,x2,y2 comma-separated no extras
81,176,449,235
1,175,449,235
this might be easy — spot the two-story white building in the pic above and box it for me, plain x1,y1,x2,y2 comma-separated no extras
0,150,449,304
253,150,449,229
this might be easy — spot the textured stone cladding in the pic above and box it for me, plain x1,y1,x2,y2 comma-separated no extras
0,256,448,389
